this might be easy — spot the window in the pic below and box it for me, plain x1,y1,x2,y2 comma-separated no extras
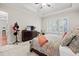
45,17,69,34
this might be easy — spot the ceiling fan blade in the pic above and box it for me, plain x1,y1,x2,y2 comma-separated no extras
47,4,51,7
35,3,39,4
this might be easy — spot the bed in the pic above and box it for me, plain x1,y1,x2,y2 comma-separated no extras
30,28,79,56
30,34,63,56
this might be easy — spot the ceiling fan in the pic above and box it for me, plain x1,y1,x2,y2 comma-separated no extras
34,3,54,9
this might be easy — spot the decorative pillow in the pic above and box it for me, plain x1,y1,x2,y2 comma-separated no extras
38,35,48,47
63,32,67,38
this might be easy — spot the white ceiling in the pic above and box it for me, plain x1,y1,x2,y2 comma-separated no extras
1,3,79,17
24,3,72,14
22,3,79,17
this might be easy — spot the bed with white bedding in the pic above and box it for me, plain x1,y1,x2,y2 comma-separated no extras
0,41,30,56
30,29,79,56
30,34,62,56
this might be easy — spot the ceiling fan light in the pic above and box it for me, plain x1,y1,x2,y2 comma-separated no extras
34,3,55,9
42,3,47,6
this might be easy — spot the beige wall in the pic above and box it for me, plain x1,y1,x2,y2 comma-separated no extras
0,4,41,44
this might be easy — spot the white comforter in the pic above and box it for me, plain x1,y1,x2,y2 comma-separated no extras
59,45,79,56
0,41,30,56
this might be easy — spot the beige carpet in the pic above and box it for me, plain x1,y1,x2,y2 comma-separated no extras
0,41,30,56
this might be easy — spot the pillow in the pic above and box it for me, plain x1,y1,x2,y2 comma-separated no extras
38,35,48,47
63,32,67,38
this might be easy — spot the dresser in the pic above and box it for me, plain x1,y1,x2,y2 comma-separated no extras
22,30,39,42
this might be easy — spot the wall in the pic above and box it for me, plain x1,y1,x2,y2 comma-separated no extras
42,10,79,34
0,4,41,44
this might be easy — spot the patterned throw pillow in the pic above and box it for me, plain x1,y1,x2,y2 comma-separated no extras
38,35,48,47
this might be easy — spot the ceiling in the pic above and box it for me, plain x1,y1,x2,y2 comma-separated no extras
23,3,79,17
1,3,79,17
24,3,72,14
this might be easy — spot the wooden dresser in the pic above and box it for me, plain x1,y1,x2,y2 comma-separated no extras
22,30,39,42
